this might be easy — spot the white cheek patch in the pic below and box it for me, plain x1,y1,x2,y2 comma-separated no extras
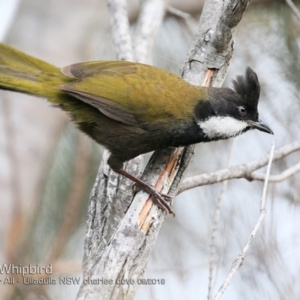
198,116,249,139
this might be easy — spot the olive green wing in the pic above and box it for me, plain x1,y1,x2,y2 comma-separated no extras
59,61,203,125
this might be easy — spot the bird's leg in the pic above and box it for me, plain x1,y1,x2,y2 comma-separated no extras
113,168,175,216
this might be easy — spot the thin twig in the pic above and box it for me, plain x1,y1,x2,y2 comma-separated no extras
207,140,236,300
178,140,300,194
250,161,300,182
285,0,300,21
213,142,275,300
166,5,192,19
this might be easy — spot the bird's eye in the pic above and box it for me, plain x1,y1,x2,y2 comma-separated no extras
238,106,247,116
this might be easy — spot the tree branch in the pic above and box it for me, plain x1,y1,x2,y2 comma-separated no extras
250,161,300,182
133,0,166,63
181,0,251,86
106,0,134,61
178,140,300,194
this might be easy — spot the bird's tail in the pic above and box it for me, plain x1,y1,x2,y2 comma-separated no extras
0,43,68,102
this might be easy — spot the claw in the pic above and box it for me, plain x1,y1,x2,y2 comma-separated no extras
114,168,176,216
144,185,175,217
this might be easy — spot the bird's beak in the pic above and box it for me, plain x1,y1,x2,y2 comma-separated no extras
247,119,274,135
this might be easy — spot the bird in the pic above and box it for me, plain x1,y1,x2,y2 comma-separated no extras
0,43,273,215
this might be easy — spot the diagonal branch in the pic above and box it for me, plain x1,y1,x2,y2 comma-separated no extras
285,0,300,21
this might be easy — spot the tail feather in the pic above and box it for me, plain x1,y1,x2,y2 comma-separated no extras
0,43,101,126
0,43,58,74
0,43,66,99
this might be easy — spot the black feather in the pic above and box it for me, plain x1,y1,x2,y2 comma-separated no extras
232,67,260,107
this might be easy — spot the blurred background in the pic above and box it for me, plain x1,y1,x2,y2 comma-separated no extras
0,0,299,299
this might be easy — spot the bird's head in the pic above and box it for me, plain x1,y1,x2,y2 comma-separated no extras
196,67,273,141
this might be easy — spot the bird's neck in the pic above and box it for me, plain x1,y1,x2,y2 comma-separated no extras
197,115,249,140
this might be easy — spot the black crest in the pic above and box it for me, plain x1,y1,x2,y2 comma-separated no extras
232,67,260,107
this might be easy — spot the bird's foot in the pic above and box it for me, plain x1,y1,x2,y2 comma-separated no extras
142,184,175,217
113,168,175,216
